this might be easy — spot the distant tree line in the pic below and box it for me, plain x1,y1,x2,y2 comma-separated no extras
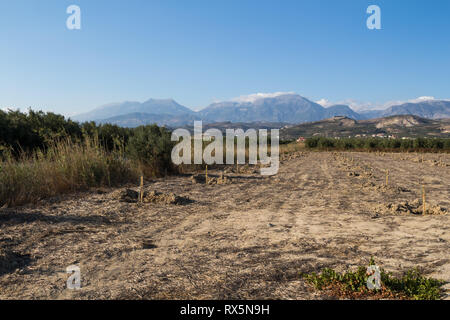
0,109,127,153
305,136,450,152
0,109,174,172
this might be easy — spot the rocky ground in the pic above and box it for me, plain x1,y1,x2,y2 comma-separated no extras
0,151,449,299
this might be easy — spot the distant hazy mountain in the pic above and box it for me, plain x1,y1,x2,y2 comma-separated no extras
96,112,201,128
380,100,450,119
72,98,195,122
72,94,450,128
358,109,384,119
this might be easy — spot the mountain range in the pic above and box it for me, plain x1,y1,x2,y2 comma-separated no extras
73,98,196,123
72,94,450,127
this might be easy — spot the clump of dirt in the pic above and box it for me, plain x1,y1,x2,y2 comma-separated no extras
374,199,447,216
116,188,192,205
142,239,157,249
362,182,410,194
0,249,31,276
143,190,192,205
208,176,232,185
411,158,448,167
348,172,360,177
191,174,232,185
241,165,260,174
191,174,206,183
223,165,260,174
428,159,449,167
117,189,139,203
280,152,305,162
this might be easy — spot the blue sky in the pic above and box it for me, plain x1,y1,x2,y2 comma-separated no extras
1,0,449,115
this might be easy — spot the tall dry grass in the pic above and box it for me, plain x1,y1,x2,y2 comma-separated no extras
0,137,140,207
280,141,305,154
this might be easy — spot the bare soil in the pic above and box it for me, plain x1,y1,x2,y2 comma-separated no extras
0,151,449,299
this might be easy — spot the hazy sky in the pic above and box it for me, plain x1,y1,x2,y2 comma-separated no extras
1,0,450,115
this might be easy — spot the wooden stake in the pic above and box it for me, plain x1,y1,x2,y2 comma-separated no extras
139,175,144,203
422,185,426,214
205,165,208,183
386,169,389,186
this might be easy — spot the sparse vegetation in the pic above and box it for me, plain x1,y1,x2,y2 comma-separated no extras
0,110,175,207
302,259,445,300
0,137,140,207
280,141,305,154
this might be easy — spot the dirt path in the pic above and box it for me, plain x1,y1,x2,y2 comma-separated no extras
0,151,449,299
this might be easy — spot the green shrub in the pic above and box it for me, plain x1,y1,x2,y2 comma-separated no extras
0,110,177,207
302,259,445,300
126,125,174,177
305,137,319,148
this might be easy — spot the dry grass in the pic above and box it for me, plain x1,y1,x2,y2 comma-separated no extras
0,138,140,207
280,142,305,154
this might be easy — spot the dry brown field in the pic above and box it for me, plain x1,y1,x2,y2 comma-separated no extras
1,151,449,299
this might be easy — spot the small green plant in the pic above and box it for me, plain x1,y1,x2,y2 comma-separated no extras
381,268,445,300
302,259,445,300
